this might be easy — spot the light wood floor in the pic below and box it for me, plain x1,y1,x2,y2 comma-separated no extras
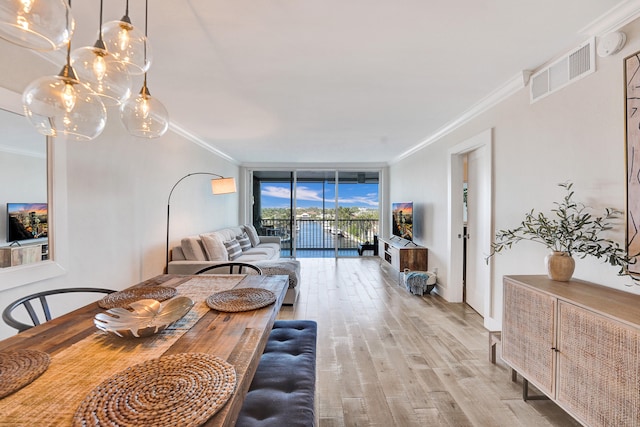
277,257,581,427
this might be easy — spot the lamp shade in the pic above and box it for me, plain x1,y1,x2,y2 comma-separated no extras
23,70,107,141
211,177,236,194
0,0,74,51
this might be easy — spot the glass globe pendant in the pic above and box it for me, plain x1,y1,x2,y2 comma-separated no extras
121,76,168,138
120,0,167,138
23,46,107,141
101,0,150,76
70,0,131,106
71,42,131,107
0,0,74,51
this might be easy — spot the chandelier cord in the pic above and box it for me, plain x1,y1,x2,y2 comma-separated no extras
98,0,104,40
143,0,148,88
65,0,72,68
144,0,148,55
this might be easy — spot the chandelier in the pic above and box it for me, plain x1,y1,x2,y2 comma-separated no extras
0,0,168,140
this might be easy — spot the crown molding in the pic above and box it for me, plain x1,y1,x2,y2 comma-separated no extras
0,87,46,158
392,1,640,165
392,71,527,163
0,144,45,158
579,0,640,36
241,161,388,169
168,121,239,165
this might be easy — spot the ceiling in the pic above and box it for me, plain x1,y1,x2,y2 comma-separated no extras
1,0,633,165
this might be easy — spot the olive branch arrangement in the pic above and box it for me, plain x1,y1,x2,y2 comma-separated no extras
485,182,637,278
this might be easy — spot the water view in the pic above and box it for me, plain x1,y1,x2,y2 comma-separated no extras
259,183,379,256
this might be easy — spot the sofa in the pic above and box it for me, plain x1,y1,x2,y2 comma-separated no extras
168,224,300,304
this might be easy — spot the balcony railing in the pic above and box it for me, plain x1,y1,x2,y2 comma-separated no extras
260,218,379,252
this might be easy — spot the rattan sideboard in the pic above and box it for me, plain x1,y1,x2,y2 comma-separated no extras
502,275,640,427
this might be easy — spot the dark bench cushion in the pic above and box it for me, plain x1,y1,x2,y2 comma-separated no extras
236,320,317,427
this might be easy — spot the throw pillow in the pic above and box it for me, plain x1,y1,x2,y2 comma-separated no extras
236,234,252,251
200,233,228,261
224,239,242,260
243,224,260,247
181,237,207,261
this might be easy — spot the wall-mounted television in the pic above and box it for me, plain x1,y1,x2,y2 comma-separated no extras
7,203,48,243
391,202,413,241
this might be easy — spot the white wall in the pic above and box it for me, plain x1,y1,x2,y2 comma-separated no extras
0,93,239,340
390,19,640,330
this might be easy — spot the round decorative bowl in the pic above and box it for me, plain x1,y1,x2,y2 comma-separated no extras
94,297,194,338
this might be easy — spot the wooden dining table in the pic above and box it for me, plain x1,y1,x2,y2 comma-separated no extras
0,273,289,426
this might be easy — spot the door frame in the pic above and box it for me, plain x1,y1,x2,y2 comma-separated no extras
447,128,499,331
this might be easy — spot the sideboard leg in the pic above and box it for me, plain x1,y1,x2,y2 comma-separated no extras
522,378,549,402
489,331,501,364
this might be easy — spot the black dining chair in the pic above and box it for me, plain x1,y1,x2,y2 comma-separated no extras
3,287,116,333
195,262,263,275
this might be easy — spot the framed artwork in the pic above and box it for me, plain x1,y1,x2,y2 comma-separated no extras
625,51,640,275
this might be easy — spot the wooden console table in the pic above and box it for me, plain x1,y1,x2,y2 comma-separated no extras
378,237,427,271
0,242,47,268
502,275,640,427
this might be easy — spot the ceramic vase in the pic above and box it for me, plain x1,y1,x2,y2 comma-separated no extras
545,251,575,281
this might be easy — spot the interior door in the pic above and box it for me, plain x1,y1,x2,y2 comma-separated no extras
465,147,485,315
448,129,494,329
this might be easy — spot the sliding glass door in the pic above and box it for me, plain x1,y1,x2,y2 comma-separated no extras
335,171,380,256
252,171,294,256
251,170,379,258
295,171,333,257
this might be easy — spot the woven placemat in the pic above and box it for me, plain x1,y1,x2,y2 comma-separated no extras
72,353,236,427
98,286,177,309
206,287,276,312
0,349,50,399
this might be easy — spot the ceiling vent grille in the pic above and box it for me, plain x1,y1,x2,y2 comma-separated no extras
530,38,595,103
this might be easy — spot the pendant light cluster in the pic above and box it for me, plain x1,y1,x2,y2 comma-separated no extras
119,0,168,138
70,0,131,107
0,0,168,140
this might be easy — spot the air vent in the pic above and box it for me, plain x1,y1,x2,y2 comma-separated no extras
530,38,595,103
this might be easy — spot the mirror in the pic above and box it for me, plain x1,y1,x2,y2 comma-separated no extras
0,108,48,250
0,87,65,289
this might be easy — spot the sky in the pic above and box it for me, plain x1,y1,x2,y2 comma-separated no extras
261,182,379,209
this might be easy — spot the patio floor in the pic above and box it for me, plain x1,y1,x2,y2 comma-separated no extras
282,248,370,258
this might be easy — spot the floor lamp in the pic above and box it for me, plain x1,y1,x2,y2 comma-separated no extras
165,172,237,273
